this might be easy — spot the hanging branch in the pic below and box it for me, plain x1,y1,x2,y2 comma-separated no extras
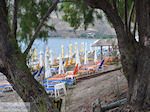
0,0,8,15
133,14,136,38
24,0,59,57
124,0,128,32
12,0,19,41
128,2,135,32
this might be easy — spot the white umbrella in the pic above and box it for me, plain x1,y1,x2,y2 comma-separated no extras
85,43,87,51
84,49,88,65
46,47,50,57
84,43,88,65
39,51,44,67
58,55,64,74
75,49,81,67
90,43,93,52
50,50,54,65
94,48,98,63
45,52,52,78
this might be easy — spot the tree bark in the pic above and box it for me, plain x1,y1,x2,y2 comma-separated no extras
0,1,57,112
84,0,150,111
12,0,18,40
129,0,150,111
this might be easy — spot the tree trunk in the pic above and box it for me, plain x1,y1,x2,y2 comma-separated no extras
128,48,150,111
128,0,150,111
0,1,57,112
84,0,150,111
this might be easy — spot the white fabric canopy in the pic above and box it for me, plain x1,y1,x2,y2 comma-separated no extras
84,50,88,65
50,50,54,65
94,48,98,63
39,51,44,67
75,49,81,67
58,55,64,74
45,52,52,78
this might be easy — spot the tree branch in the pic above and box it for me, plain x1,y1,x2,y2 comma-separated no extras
12,0,18,41
84,0,133,45
23,0,59,57
133,14,136,38
0,0,8,16
112,0,118,12
124,0,128,32
128,2,135,32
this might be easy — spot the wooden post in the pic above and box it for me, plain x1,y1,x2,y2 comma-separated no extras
101,46,103,60
109,45,111,57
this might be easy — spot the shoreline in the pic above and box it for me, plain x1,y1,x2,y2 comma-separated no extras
46,37,98,40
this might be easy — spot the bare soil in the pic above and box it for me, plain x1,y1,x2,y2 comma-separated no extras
62,65,128,112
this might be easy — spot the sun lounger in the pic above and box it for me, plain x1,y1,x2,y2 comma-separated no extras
0,83,13,93
44,82,67,97
42,79,75,84
42,83,56,87
42,76,76,87
32,70,38,77
79,60,105,73
98,60,105,69
50,68,57,73
32,66,44,78
65,75,76,85
54,82,67,97
37,66,44,77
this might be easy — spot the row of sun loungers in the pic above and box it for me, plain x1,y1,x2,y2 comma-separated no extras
0,59,107,98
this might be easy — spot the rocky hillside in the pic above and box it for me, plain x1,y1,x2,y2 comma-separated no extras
48,12,116,38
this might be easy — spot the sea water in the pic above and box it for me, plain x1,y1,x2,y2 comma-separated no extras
22,38,98,57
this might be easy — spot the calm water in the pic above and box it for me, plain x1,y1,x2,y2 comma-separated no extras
27,38,97,57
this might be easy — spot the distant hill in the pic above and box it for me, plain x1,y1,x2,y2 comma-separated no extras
48,12,116,38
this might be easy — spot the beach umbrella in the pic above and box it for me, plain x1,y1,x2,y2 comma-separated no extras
94,48,98,63
61,45,64,59
45,52,52,78
30,49,34,63
39,51,44,67
58,55,64,74
80,42,84,54
75,49,81,67
50,50,54,65
84,50,88,65
69,44,73,57
84,48,89,65
85,42,88,53
46,47,50,57
85,43,87,49
64,58,69,67
34,48,38,61
75,42,78,54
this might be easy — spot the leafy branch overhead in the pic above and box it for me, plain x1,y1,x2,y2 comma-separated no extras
60,0,102,30
7,0,136,55
60,0,135,34
23,0,59,56
7,0,58,56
